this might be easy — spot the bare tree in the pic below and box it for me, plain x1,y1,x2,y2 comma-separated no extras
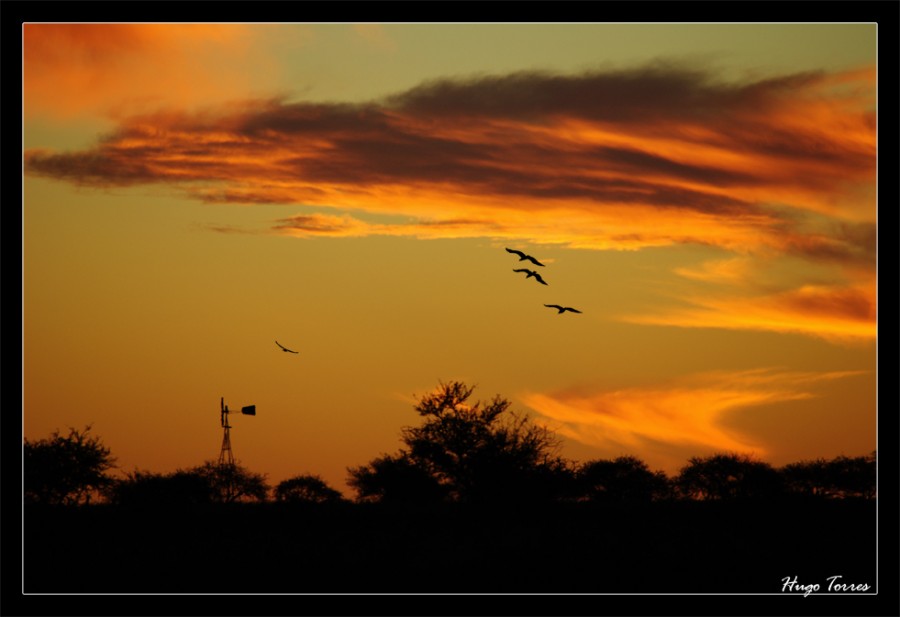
24,426,116,505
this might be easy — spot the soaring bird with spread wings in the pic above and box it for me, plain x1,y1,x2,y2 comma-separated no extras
513,268,548,285
545,304,582,314
505,248,545,267
276,340,299,354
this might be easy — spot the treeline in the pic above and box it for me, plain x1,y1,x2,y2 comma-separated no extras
24,381,876,508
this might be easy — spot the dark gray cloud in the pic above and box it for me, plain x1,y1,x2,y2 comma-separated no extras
25,61,873,229
386,65,816,123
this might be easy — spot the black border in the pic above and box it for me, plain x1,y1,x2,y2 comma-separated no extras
4,2,898,616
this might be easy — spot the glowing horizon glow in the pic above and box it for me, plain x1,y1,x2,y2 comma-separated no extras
23,23,877,493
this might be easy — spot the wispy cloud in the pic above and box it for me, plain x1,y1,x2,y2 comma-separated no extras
522,368,866,465
23,24,288,119
624,282,876,343
273,213,381,238
272,213,506,239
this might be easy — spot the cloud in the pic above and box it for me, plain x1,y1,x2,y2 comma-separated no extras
24,59,876,341
273,213,506,240
23,24,285,119
623,282,877,343
273,213,380,238
522,368,866,466
673,257,756,284
778,220,876,265
25,62,875,233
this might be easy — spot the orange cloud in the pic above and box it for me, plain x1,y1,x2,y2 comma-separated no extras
23,24,285,119
673,257,756,284
24,63,875,226
273,213,385,238
522,368,865,465
624,282,877,343
24,62,876,342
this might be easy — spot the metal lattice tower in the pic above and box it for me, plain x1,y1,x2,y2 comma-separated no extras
218,398,235,467
217,397,255,468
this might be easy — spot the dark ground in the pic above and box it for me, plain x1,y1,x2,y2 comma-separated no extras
23,498,877,595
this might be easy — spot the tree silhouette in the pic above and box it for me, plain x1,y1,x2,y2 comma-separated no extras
781,452,876,499
106,463,270,505
348,453,449,504
192,461,269,503
675,453,783,500
106,469,215,507
24,426,116,505
577,456,671,503
274,474,345,503
349,381,572,504
824,452,876,498
779,459,826,497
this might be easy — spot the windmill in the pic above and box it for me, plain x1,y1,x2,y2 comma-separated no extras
218,397,256,468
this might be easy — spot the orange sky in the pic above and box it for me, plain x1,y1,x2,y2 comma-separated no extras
22,23,878,493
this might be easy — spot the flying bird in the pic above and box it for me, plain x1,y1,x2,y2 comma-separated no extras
275,340,299,354
506,248,545,267
513,268,548,285
545,304,582,314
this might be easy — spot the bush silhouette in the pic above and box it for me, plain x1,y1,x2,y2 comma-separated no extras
274,474,345,503
675,453,783,500
24,426,116,505
348,453,449,504
107,469,215,506
106,462,269,505
191,461,269,503
577,456,671,503
781,452,875,499
24,414,873,513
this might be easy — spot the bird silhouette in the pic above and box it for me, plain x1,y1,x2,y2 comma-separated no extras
513,268,548,285
275,340,299,354
506,248,545,267
545,304,582,314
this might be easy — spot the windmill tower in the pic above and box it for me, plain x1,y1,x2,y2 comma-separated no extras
218,397,256,468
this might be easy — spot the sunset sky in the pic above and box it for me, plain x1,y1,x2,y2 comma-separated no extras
22,23,878,494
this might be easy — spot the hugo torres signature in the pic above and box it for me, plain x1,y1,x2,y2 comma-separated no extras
781,575,872,596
